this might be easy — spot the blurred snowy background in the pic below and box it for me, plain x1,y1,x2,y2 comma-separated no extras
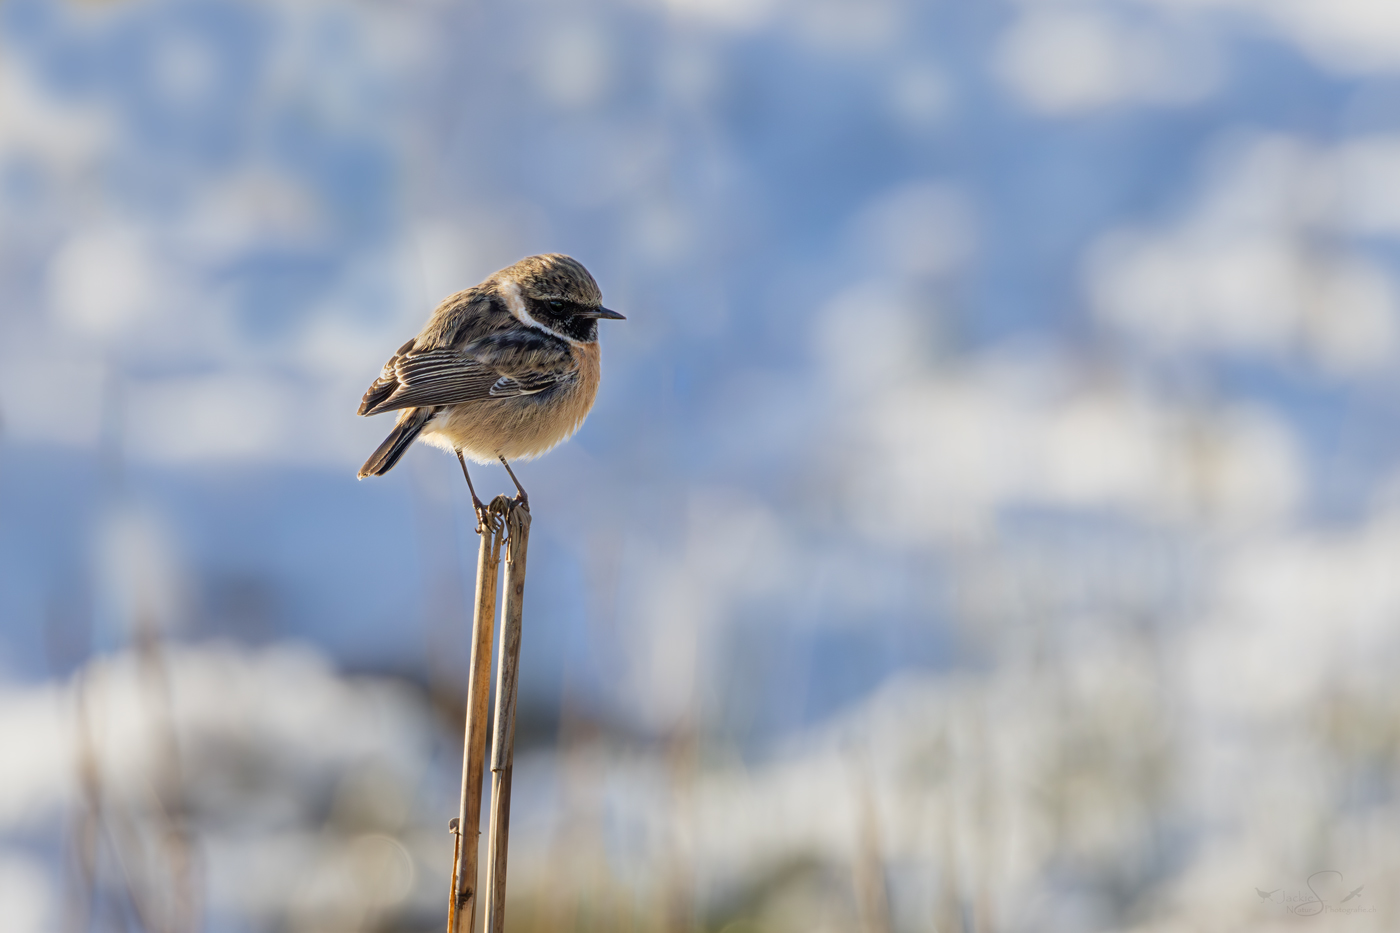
3,0,1400,930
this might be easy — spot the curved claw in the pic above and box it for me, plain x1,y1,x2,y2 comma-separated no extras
470,495,488,534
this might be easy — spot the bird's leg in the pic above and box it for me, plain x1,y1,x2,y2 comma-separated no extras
499,456,529,510
457,450,490,530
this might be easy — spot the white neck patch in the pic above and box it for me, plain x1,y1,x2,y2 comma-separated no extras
500,279,581,345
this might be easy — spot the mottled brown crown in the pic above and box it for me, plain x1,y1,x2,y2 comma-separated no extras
491,254,603,308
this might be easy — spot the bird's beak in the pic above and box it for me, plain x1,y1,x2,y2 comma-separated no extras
591,307,626,320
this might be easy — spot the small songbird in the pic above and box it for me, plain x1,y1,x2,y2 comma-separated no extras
357,254,624,513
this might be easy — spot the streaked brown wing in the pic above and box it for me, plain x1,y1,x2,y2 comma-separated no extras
359,331,576,416
357,337,416,415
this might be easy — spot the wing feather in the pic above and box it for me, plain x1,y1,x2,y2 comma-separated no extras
357,337,417,415
489,370,572,397
359,331,576,416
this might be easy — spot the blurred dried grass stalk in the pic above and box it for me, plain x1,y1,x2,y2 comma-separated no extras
65,609,200,933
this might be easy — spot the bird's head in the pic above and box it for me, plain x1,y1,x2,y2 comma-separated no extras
494,253,624,344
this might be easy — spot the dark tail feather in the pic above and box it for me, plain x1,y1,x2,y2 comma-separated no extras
358,408,433,478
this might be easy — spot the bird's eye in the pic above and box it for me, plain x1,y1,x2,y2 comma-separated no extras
549,300,564,310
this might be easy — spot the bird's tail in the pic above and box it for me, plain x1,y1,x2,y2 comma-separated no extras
358,408,434,478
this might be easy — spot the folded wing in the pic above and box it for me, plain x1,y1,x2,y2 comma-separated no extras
358,330,576,416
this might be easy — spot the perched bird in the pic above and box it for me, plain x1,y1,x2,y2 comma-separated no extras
357,254,623,513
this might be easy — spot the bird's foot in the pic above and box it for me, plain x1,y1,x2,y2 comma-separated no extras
471,495,491,534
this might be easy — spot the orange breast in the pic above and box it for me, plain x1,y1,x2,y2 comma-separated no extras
420,340,604,463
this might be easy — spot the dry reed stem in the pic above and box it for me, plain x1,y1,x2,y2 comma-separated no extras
852,766,890,933
845,750,890,933
664,723,697,933
69,653,200,933
68,670,102,933
483,500,531,933
449,496,510,933
132,613,201,933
